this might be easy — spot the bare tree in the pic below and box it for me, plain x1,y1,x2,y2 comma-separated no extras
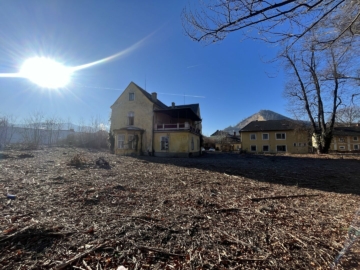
66,116,108,149
182,0,360,46
335,106,360,126
20,112,45,149
0,114,17,148
43,116,64,146
283,40,359,153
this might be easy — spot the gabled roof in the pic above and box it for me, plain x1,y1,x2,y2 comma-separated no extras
210,130,229,137
333,126,360,136
240,120,307,132
131,82,168,109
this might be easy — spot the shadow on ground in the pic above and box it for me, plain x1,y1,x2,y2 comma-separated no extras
135,152,360,195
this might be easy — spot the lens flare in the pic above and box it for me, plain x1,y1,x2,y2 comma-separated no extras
0,30,157,88
20,57,72,88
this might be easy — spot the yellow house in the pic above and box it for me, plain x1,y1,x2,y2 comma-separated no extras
328,126,360,152
110,82,202,157
240,120,309,154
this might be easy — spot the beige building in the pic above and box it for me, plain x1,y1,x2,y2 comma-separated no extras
240,120,309,154
319,126,360,152
110,82,202,157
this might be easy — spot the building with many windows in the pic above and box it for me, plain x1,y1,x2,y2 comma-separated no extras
240,120,310,154
314,125,360,152
110,82,202,157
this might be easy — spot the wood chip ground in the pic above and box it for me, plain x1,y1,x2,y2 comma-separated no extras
0,147,360,269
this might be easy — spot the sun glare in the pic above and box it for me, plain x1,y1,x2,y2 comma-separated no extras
20,57,72,88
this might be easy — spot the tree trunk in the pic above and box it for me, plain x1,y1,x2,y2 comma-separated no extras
315,130,333,154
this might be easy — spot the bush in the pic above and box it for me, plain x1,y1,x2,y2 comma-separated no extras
62,131,108,149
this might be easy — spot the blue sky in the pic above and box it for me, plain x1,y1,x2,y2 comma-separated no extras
0,0,288,136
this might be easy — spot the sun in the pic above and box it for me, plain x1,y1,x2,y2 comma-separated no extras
19,57,72,88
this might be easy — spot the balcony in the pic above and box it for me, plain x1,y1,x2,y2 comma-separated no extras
155,122,201,134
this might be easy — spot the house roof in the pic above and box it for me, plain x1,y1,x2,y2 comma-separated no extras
210,130,229,137
333,126,360,136
225,134,241,142
172,104,200,115
154,107,201,121
240,120,307,132
131,82,168,109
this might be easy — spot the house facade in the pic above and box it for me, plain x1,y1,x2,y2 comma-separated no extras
327,126,359,152
110,82,202,157
240,120,309,154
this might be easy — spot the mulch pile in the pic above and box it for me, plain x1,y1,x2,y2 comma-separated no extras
0,147,359,269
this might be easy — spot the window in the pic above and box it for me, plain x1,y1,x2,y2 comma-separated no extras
250,134,256,140
191,137,194,150
354,137,358,141
250,145,257,152
339,146,346,150
129,92,134,101
262,133,269,140
128,135,135,149
276,145,286,152
117,134,125,149
339,137,345,142
128,111,134,126
294,142,306,147
263,145,269,152
161,136,169,150
276,133,286,140
354,145,359,150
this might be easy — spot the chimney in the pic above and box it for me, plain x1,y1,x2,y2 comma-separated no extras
151,92,157,102
171,102,175,108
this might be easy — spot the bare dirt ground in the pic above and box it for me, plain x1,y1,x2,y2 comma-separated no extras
0,147,360,269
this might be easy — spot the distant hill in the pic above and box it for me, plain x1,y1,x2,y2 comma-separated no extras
223,110,291,134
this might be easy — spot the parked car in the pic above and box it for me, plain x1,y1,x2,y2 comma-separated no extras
201,147,205,152
208,148,215,152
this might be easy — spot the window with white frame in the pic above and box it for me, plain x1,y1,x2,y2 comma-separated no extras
161,136,169,150
339,146,346,150
354,136,358,141
129,92,134,101
250,145,257,151
263,145,269,152
250,134,256,140
117,134,125,149
339,137,345,142
276,133,286,140
262,133,269,140
128,111,134,126
128,135,135,149
354,144,359,150
276,145,286,152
